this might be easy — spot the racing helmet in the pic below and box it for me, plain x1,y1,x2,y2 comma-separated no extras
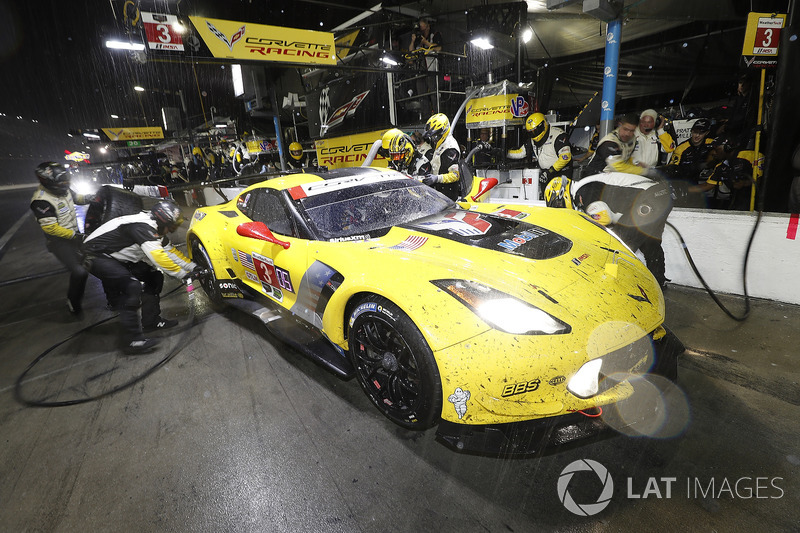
544,176,574,210
381,128,414,168
525,113,549,145
423,113,450,149
289,142,303,161
35,162,71,195
151,200,185,233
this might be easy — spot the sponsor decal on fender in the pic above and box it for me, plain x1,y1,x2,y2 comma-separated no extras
501,379,541,397
189,16,336,65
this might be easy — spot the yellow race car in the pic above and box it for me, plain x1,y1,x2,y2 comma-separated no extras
186,166,683,454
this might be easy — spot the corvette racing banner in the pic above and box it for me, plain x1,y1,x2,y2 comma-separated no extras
315,129,390,169
465,79,532,129
101,127,164,141
188,16,336,65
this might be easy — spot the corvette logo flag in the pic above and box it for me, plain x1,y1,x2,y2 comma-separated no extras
189,16,336,65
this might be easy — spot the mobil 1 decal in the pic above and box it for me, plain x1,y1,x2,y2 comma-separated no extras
251,252,294,302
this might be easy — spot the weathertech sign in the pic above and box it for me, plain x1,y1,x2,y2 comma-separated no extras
189,16,336,65
101,127,164,141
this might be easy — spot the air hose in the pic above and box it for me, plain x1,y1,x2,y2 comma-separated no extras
665,209,762,321
14,279,199,407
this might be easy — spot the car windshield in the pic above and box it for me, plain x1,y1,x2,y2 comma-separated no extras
301,181,452,240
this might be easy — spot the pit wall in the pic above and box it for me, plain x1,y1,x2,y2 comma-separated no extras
663,209,800,305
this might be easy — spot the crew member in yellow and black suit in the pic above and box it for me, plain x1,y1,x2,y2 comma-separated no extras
83,200,202,354
507,112,573,198
583,113,647,178
30,162,93,314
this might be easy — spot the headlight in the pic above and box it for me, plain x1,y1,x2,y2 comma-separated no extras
567,358,602,398
432,279,571,335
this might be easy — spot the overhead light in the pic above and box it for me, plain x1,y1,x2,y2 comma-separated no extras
522,28,533,43
110,114,119,119
215,123,227,128
105,39,145,51
471,37,494,50
173,21,187,34
380,55,399,66
134,86,145,92
82,132,101,140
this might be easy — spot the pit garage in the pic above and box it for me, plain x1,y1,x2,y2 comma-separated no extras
1,0,799,531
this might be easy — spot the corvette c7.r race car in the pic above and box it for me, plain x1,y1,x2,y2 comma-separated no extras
186,166,684,454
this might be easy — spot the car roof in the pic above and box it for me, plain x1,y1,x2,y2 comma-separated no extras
240,166,407,195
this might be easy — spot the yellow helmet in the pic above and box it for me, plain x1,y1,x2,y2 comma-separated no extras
544,176,573,209
289,142,303,160
382,128,414,168
192,146,203,157
423,113,450,149
525,112,549,144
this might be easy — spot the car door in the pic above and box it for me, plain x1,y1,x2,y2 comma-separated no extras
229,188,307,311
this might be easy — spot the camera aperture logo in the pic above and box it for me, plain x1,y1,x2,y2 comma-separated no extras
558,459,614,516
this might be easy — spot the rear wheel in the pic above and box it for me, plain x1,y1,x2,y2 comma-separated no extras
190,239,224,308
347,296,442,430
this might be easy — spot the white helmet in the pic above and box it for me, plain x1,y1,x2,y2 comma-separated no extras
585,201,621,226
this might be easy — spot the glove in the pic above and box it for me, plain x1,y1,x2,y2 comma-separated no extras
422,174,442,186
72,232,85,244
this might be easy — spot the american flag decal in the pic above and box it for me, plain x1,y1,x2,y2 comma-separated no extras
238,250,255,270
390,235,428,251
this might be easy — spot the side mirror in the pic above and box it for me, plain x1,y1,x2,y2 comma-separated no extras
236,221,291,249
470,177,499,202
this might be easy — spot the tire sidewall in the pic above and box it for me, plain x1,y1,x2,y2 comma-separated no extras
347,295,442,430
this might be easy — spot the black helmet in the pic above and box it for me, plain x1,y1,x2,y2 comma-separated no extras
151,200,185,232
35,162,71,195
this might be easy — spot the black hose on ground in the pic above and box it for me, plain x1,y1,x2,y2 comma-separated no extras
14,280,199,407
665,209,762,321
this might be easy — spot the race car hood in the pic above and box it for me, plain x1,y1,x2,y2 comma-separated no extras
371,207,665,341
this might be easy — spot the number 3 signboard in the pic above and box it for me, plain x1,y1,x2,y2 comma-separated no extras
741,12,786,68
143,12,185,51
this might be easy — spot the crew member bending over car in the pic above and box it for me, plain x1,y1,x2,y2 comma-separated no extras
381,128,432,176
83,200,203,354
420,113,462,201
30,162,93,314
544,173,672,289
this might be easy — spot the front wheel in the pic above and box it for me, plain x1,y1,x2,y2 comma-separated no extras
190,239,224,308
347,296,442,430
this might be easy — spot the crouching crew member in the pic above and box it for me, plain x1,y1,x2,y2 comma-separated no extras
83,200,201,354
30,162,93,314
544,174,673,289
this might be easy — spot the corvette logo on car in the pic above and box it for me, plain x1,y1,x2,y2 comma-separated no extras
627,285,651,304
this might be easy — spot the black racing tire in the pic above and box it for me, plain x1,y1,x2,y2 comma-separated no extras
347,295,442,430
190,238,224,308
84,186,144,235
